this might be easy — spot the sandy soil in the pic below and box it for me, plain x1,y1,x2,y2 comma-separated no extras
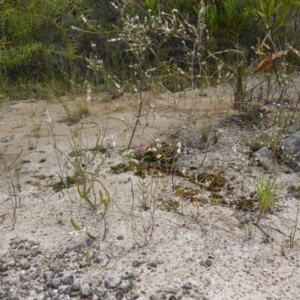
1,84,300,299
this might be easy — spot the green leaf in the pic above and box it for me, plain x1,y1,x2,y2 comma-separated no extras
70,218,81,231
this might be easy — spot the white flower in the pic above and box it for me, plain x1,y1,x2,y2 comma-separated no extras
80,14,87,24
45,110,52,123
176,141,182,154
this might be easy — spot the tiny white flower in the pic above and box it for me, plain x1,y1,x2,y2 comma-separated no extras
45,110,52,123
80,14,87,24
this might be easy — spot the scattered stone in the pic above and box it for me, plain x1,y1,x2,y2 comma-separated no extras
62,272,74,285
119,279,133,293
1,134,14,143
93,256,101,264
182,282,193,289
147,261,158,268
81,282,92,296
20,259,30,270
63,285,72,295
165,288,177,294
101,258,110,267
51,277,61,289
72,282,81,291
278,131,300,171
205,259,213,267
132,260,141,267
253,147,277,170
105,277,122,289
115,289,124,300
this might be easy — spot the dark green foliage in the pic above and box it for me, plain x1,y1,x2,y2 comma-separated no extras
1,0,300,99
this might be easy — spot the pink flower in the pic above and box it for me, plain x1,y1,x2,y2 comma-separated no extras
139,143,147,154
2,154,8,172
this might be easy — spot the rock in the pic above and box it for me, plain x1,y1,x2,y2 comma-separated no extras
205,259,213,267
101,258,110,267
81,283,92,296
93,256,101,264
182,282,193,289
1,134,14,143
44,271,54,286
117,235,124,240
115,289,124,300
278,131,300,171
63,285,72,295
165,288,177,294
105,276,122,289
72,282,81,291
119,279,133,293
147,261,158,268
20,259,30,270
253,147,277,170
132,260,141,267
51,277,61,289
62,272,74,285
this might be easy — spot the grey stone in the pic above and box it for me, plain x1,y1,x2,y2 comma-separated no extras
63,285,72,295
105,277,122,289
72,282,81,291
119,279,133,293
1,134,14,143
101,258,110,267
44,271,54,282
117,235,124,240
165,288,177,294
278,131,300,171
132,260,141,267
253,147,277,170
2,277,10,284
20,259,30,270
62,272,74,285
93,256,101,264
48,262,58,272
182,282,193,289
81,283,92,296
122,273,135,280
115,289,124,300
147,261,158,268
205,259,213,267
52,277,61,288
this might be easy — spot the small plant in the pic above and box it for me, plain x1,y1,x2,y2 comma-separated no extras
45,110,111,240
256,175,277,217
2,152,22,227
60,97,89,124
290,188,300,248
249,140,264,152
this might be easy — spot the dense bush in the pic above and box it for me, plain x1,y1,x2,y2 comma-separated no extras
0,0,300,99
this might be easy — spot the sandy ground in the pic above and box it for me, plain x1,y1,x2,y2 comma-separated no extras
1,84,300,299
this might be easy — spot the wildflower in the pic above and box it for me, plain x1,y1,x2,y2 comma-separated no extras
176,141,182,154
80,14,87,24
45,110,52,123
113,80,120,89
139,143,147,154
110,2,119,10
2,154,8,172
86,83,92,102
90,41,96,49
